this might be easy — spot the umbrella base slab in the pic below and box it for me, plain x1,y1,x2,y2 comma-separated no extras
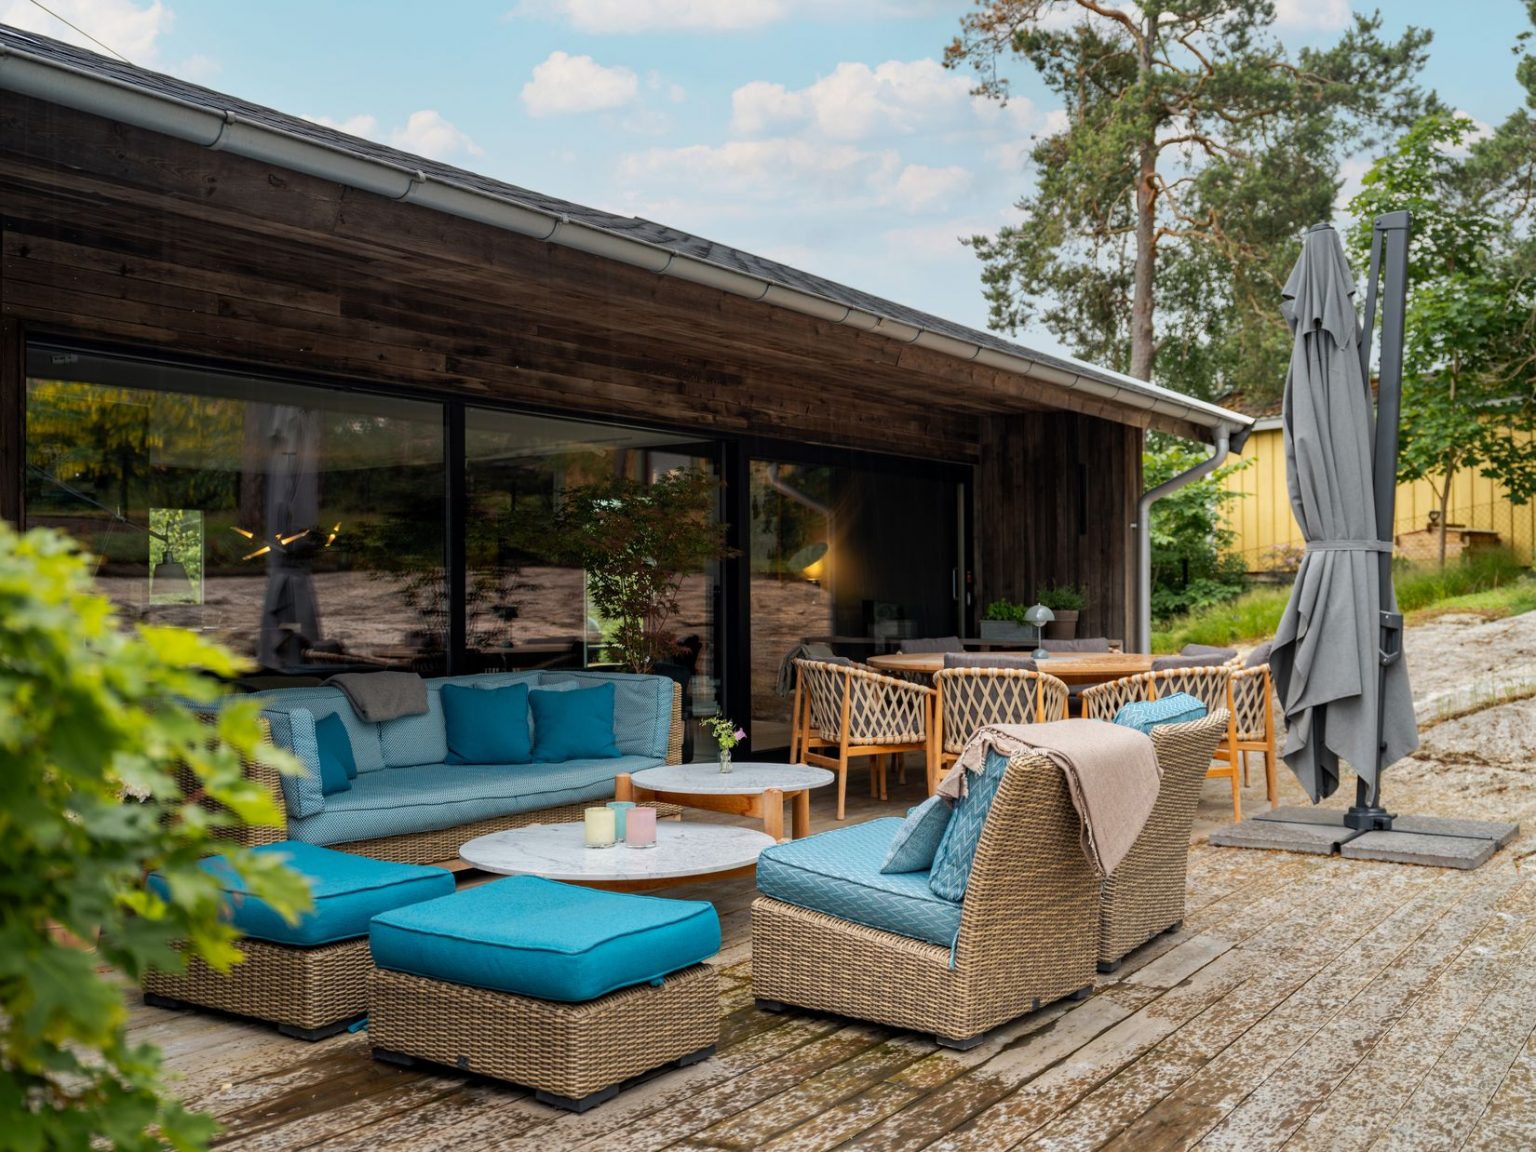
1219,810,1517,869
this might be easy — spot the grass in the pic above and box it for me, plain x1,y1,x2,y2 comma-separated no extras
1150,547,1534,653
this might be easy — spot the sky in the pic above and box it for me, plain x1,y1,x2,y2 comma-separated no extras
2,0,1531,361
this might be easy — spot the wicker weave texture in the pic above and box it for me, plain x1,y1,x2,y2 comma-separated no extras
1229,665,1272,740
753,749,1098,1042
793,659,933,745
1079,665,1233,721
934,668,1070,756
368,963,718,1098
142,937,369,1030
1098,712,1229,967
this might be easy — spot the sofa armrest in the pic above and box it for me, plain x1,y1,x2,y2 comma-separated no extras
667,681,684,765
184,713,288,848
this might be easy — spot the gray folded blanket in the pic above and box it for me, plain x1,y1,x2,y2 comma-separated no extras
936,719,1160,877
329,672,429,722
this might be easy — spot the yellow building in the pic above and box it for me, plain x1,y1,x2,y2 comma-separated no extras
1222,417,1535,571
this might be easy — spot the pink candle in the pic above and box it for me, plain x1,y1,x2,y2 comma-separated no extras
625,806,657,848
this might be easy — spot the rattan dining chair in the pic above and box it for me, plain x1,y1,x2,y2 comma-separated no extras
931,666,1070,793
1079,665,1242,820
790,658,936,820
1228,663,1279,804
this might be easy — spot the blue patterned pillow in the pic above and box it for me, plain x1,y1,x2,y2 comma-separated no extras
880,796,953,874
1113,692,1207,735
928,748,1011,902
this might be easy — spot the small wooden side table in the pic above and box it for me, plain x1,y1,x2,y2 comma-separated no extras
616,763,836,841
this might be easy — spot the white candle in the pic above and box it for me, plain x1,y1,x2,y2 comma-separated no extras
584,807,616,848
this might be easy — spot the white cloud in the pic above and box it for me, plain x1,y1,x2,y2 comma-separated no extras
1273,0,1351,31
732,59,974,141
621,139,900,202
304,111,483,161
887,164,972,212
0,0,171,63
521,51,639,116
513,0,949,32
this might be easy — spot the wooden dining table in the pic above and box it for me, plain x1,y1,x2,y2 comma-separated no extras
866,650,1154,687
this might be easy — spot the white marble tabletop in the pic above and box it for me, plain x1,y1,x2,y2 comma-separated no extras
459,821,776,882
629,762,835,796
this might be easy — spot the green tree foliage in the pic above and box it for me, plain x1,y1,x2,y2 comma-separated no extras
1348,112,1536,567
945,0,1429,394
552,469,733,673
0,525,308,1151
1464,1,1536,263
1145,434,1250,619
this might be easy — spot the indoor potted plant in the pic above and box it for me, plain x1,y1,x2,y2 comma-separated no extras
1036,583,1086,639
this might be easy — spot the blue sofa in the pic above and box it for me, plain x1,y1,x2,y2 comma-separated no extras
230,670,682,865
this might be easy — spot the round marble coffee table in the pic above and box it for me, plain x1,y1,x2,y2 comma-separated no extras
616,762,835,841
459,822,775,892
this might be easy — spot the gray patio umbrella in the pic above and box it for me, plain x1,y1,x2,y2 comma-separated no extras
1270,224,1418,805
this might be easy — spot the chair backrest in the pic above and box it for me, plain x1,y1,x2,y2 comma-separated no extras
934,667,1069,754
1180,643,1238,661
1040,637,1111,653
899,636,963,654
1080,665,1233,721
1151,653,1227,671
792,658,930,744
1244,639,1274,668
1229,664,1272,738
942,652,1037,671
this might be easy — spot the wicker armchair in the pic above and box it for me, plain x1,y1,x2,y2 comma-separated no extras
931,667,1070,792
790,658,936,820
1080,665,1241,819
1229,664,1278,804
752,748,1099,1049
1097,712,1231,972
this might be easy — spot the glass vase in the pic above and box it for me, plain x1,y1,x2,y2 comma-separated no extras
718,747,732,774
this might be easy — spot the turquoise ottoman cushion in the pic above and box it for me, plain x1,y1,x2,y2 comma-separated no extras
1113,692,1207,734
369,876,720,1002
149,841,454,947
756,819,963,949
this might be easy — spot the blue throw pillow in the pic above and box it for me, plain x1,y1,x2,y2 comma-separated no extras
313,711,355,795
1113,692,1207,735
880,796,953,874
442,682,532,765
928,748,1011,902
530,683,621,762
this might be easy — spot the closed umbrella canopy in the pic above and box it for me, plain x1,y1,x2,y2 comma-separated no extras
1271,226,1417,803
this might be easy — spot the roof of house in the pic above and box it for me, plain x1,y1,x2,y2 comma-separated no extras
0,23,1252,442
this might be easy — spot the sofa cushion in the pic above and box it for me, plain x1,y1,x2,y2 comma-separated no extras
1244,640,1274,669
378,690,448,768
442,682,532,765
247,686,387,774
530,684,621,762
261,708,326,819
539,672,672,760
757,819,963,948
929,747,1010,902
313,711,356,794
1181,643,1238,661
880,796,952,874
148,841,453,947
1113,693,1208,735
286,756,660,847
370,875,720,1002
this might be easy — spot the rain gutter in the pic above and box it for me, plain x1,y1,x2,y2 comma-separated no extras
1134,423,1248,653
0,39,1253,440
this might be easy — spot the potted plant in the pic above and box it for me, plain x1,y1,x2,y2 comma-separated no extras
554,467,735,674
1036,583,1086,639
979,598,1033,642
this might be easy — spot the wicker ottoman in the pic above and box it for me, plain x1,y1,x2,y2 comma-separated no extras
142,841,453,1040
368,875,721,1111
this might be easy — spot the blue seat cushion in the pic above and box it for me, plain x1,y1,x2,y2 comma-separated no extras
530,684,621,762
929,747,1010,902
881,796,952,874
148,841,453,947
370,876,720,1002
757,819,963,948
1113,692,1208,735
314,711,356,793
442,682,532,765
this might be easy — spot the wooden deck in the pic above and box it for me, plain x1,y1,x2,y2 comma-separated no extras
131,712,1536,1151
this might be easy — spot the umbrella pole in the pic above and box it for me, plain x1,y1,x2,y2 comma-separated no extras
1345,210,1412,833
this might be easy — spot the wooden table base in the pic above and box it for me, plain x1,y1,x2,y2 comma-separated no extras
614,775,813,841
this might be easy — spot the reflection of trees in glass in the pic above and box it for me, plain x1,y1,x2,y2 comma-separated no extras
749,463,831,578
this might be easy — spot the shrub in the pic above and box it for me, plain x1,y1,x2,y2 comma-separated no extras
1146,433,1251,621
0,525,308,1151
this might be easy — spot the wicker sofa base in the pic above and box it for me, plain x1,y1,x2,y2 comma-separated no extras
332,801,685,865
142,937,370,1041
368,963,719,1111
750,897,1094,1048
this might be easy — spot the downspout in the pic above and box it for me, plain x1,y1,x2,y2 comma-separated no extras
1134,424,1245,653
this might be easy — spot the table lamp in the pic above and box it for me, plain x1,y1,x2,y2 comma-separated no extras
1024,603,1055,660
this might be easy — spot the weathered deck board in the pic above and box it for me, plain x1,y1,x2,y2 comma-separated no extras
121,751,1536,1152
